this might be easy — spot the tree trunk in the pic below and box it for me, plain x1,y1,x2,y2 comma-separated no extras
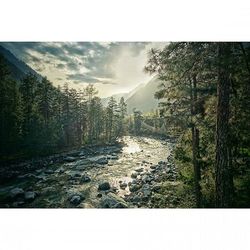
191,125,201,207
215,43,234,207
190,75,202,207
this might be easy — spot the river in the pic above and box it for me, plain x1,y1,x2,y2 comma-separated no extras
0,136,176,208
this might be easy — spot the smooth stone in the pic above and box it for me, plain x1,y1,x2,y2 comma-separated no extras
99,193,128,208
131,172,138,178
69,195,83,205
68,171,82,179
24,191,36,201
89,156,108,165
10,188,24,198
120,183,127,189
135,168,144,173
45,169,54,174
129,184,141,192
12,201,25,207
98,182,111,191
65,156,77,162
80,175,91,183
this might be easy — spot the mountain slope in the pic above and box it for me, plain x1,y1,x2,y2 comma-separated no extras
101,92,129,106
0,45,41,81
126,76,161,114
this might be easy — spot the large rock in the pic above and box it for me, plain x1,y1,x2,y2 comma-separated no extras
152,184,161,193
120,182,128,189
69,195,83,205
55,167,65,174
75,159,91,167
68,171,82,179
142,175,152,183
135,168,144,173
141,184,151,197
99,193,128,208
97,158,108,165
129,184,141,192
107,154,119,160
131,172,138,178
98,182,111,191
80,175,91,183
10,188,24,199
24,191,36,201
89,156,108,165
65,156,77,162
45,169,54,174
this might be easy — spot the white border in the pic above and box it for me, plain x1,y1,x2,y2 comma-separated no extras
0,0,250,250
0,0,250,41
0,209,249,250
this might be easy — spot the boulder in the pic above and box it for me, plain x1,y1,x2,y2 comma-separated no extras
142,175,152,183
135,168,144,173
45,169,54,174
132,195,141,203
107,154,118,160
129,184,141,192
97,193,102,198
89,156,108,165
24,191,36,201
69,195,83,205
97,158,108,165
65,156,77,162
75,159,91,166
55,167,65,174
152,184,161,193
80,175,91,183
141,184,151,197
98,182,111,191
120,182,128,189
10,188,24,199
12,201,25,207
68,171,82,179
99,193,128,208
131,172,138,178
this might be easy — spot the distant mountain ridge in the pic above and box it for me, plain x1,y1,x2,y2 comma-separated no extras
126,76,161,114
0,44,162,114
0,45,41,81
102,76,162,114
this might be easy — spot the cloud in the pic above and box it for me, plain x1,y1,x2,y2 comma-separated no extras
1,41,168,97
67,73,117,85
56,63,65,69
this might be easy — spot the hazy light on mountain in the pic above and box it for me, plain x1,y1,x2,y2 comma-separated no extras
1,42,168,97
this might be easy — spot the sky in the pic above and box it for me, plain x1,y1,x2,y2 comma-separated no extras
2,42,167,97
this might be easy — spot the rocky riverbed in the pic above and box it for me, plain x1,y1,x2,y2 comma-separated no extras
0,136,186,208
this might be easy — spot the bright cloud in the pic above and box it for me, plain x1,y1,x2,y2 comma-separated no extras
2,42,168,97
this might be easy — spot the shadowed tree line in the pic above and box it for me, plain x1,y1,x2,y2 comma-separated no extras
145,42,250,208
0,54,127,161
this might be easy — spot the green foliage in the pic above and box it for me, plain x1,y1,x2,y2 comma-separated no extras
145,42,250,207
0,55,128,161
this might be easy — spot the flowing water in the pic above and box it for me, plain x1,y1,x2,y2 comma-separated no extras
0,136,174,208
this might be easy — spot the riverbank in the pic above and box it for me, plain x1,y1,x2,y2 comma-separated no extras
0,141,124,185
0,136,194,208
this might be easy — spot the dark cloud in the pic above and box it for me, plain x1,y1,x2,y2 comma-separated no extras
1,42,149,85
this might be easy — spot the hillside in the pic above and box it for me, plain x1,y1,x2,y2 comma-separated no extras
126,76,161,114
101,77,162,114
0,45,41,81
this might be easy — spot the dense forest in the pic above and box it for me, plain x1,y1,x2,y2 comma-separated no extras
145,42,250,207
0,54,127,158
0,42,249,208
